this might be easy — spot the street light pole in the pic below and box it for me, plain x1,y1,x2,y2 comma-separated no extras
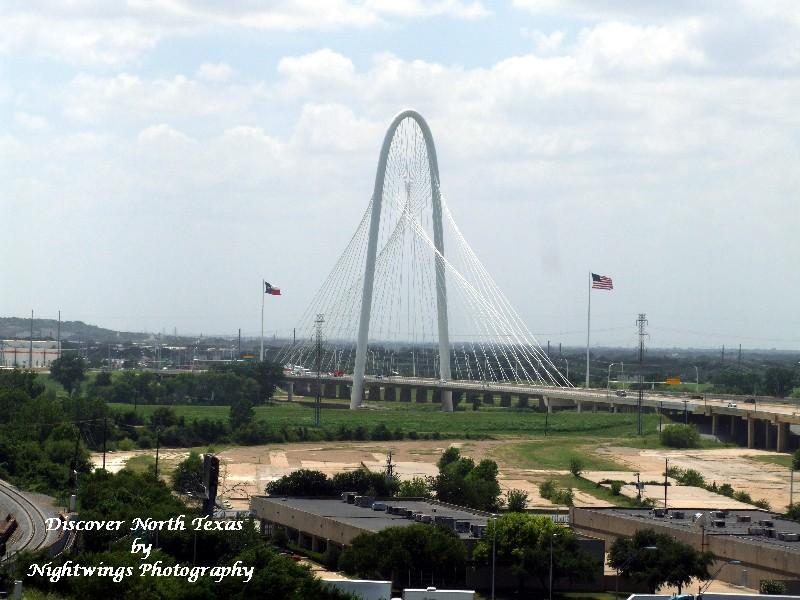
694,366,699,393
561,358,569,380
549,532,559,600
607,362,616,403
698,560,741,598
491,514,497,600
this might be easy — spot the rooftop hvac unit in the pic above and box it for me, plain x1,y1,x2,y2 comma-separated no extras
455,520,471,533
747,527,765,535
778,532,800,542
403,509,414,518
653,509,666,518
736,515,751,523
372,502,387,511
420,515,432,523
759,519,774,527
470,524,486,538
341,492,358,503
766,528,776,538
671,511,685,519
713,520,726,528
711,511,725,519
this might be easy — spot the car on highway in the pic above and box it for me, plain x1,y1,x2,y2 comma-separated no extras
691,395,703,400
745,398,756,404
615,390,627,397
727,402,737,408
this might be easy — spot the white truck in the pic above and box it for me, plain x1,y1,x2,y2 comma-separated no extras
403,588,475,600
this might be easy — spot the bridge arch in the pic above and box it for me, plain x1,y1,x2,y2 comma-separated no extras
350,110,453,411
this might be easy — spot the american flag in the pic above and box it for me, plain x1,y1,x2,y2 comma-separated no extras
591,273,613,290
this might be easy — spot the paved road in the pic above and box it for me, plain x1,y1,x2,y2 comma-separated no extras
0,479,60,560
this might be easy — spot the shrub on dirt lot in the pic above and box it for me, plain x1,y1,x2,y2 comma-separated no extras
660,424,700,448
569,457,584,477
760,580,786,594
610,481,623,495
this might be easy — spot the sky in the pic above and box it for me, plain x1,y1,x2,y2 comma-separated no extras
1,0,799,349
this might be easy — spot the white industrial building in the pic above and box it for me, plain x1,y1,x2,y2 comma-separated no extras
0,339,59,368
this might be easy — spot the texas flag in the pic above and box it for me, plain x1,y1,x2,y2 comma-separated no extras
264,281,281,296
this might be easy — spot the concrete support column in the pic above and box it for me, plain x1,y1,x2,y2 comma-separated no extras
730,415,736,437
324,383,337,399
432,389,441,403
765,422,773,450
400,387,412,402
747,417,755,449
368,385,381,401
500,394,512,407
576,400,582,413
286,381,294,402
546,397,552,414
338,384,349,399
711,414,718,436
777,422,789,452
482,392,494,405
468,392,480,407
518,394,529,409
415,388,428,403
452,391,462,407
311,535,322,553
385,386,397,401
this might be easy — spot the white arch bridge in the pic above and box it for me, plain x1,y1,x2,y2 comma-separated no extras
277,109,571,413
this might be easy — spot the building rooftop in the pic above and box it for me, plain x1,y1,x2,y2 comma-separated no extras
254,496,492,539
582,507,800,552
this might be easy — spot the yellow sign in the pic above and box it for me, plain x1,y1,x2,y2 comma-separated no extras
665,377,681,385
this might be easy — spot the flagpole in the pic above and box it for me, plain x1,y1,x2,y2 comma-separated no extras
586,272,591,388
260,279,265,362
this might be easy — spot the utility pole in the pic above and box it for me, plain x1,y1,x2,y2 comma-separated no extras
547,340,550,357
738,344,742,365
314,314,324,427
721,345,725,363
29,309,34,368
636,313,648,436
293,327,296,345
237,328,241,358
57,310,61,360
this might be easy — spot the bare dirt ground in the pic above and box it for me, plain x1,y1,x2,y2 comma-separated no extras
92,441,794,513
594,445,794,511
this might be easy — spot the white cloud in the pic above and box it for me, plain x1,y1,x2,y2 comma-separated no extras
13,111,49,131
0,1,489,66
196,62,233,82
277,49,356,97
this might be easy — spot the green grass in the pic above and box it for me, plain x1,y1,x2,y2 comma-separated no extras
749,454,793,468
494,440,628,471
108,400,665,440
124,454,155,473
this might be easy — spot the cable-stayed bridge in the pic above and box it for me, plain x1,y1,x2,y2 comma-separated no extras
278,109,569,412
275,110,798,451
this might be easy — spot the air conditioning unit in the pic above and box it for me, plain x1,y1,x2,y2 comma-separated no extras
736,515,751,523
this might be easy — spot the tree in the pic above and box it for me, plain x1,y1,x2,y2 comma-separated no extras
433,448,501,511
792,448,800,471
569,456,584,477
266,469,333,496
506,489,528,512
230,396,255,430
661,424,700,448
171,451,204,495
397,477,432,498
339,524,465,587
473,514,596,593
763,367,796,397
49,354,86,395
609,528,714,593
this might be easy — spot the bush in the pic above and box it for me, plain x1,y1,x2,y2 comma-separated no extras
539,479,557,499
661,424,701,448
569,457,584,477
754,499,771,510
679,469,705,487
718,483,735,497
610,481,623,496
733,490,753,503
760,580,786,594
117,438,135,451
506,489,528,512
787,502,800,522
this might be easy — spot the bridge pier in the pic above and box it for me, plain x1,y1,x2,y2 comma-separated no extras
338,384,349,399
385,386,396,401
730,414,737,438
483,392,494,406
777,422,789,452
518,394,529,409
416,388,428,403
765,421,773,450
286,381,294,402
451,391,461,407
400,387,412,403
368,385,381,401
747,417,755,449
576,400,582,413
500,393,512,407
432,389,441,403
324,383,337,399
711,414,718,436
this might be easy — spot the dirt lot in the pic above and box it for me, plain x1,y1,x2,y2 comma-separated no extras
91,441,795,512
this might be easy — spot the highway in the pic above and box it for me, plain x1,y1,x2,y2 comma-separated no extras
286,373,800,425
0,479,60,560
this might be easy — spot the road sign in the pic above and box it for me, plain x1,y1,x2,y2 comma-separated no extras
665,377,681,385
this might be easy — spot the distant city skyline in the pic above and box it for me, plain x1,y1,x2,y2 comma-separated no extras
2,2,799,349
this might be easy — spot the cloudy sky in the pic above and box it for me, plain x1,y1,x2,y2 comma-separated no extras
2,0,799,349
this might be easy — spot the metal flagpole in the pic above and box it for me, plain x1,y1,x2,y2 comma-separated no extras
585,273,591,388
260,280,265,362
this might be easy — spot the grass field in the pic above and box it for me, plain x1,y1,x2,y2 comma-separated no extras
495,440,629,471
749,454,793,468
108,399,667,439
